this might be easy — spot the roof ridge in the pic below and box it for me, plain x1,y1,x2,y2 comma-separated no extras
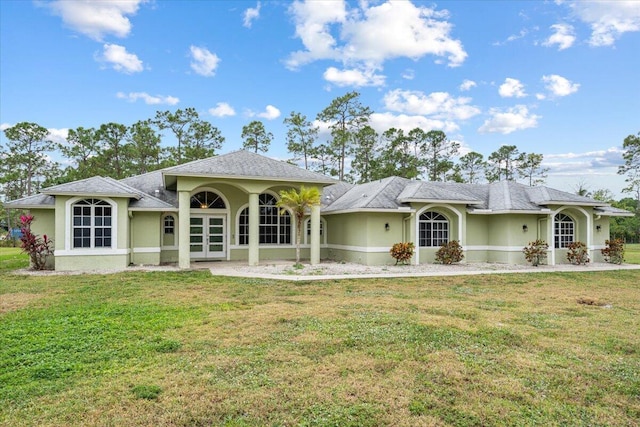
360,176,401,208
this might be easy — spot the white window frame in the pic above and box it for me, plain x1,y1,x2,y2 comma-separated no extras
554,213,574,249
61,196,124,255
236,192,293,246
303,217,327,245
418,211,449,247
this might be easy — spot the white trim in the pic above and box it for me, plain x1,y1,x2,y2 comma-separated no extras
163,171,335,185
129,207,178,212
44,191,140,199
328,244,390,253
303,217,327,245
132,247,161,253
235,191,294,246
322,208,413,215
161,245,179,250
468,209,552,215
464,245,530,252
56,248,129,256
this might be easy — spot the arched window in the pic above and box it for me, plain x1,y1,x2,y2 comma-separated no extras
72,199,112,248
190,191,225,209
554,213,574,248
419,211,448,247
238,193,291,245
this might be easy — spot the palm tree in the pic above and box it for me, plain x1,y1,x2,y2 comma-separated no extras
276,186,321,265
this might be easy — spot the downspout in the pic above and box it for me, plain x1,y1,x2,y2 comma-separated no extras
128,210,133,266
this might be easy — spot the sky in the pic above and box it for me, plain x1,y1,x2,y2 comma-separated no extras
1,0,639,197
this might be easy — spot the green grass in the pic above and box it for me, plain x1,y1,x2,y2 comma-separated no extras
1,267,639,426
625,243,640,264
0,247,29,271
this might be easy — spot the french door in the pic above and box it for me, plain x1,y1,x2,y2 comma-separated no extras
190,215,226,259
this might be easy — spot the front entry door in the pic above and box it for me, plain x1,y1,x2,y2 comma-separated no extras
190,215,226,259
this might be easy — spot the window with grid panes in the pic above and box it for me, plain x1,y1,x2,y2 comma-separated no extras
554,213,574,248
419,211,449,247
72,199,112,248
238,194,291,245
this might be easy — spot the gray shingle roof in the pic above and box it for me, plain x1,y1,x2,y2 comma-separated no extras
3,193,55,208
163,150,337,185
42,176,141,199
121,170,178,208
322,177,411,212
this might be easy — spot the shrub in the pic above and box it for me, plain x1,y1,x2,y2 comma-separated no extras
435,240,464,265
601,238,625,264
19,214,54,270
566,241,589,265
522,239,549,266
390,242,415,265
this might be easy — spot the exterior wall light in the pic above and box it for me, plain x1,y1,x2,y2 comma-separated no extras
596,225,602,232
522,224,528,232
385,223,390,231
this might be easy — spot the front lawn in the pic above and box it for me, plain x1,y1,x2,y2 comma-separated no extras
625,243,640,264
1,268,639,426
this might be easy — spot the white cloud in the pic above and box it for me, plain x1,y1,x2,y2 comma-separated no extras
208,102,236,118
47,0,146,41
370,112,460,134
542,74,580,97
535,93,546,100
47,128,69,145
567,0,640,46
286,0,466,71
0,123,11,131
493,28,528,46
401,69,415,80
98,43,143,74
543,23,576,50
459,79,477,91
498,78,527,98
243,2,261,28
382,89,481,121
323,66,385,87
478,105,540,134
116,92,179,105
257,105,281,120
189,46,220,77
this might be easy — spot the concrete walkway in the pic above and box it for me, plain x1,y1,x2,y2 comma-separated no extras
196,260,640,282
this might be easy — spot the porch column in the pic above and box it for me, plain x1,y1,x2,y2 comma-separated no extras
248,192,259,266
548,213,555,266
310,204,320,265
178,190,191,269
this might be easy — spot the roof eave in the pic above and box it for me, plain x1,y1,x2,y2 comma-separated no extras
162,171,336,185
41,191,141,200
322,207,416,215
399,198,482,205
3,203,55,209
467,208,553,215
537,201,606,207
128,207,179,212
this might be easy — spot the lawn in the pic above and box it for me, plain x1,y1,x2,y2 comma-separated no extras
625,243,640,264
1,260,639,426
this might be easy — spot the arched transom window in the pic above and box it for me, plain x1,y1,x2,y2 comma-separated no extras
72,199,112,248
554,213,574,248
419,211,449,247
190,191,225,209
238,193,291,245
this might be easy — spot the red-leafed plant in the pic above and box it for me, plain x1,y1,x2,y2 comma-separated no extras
566,241,589,265
390,242,415,265
601,238,625,264
19,214,54,270
435,240,464,265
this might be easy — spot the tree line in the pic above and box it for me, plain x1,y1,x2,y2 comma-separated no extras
1,92,638,240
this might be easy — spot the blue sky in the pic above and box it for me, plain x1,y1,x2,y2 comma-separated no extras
1,0,639,196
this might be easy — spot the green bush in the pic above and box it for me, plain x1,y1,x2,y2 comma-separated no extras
435,240,464,265
601,238,625,264
389,242,415,265
567,241,589,265
522,239,549,266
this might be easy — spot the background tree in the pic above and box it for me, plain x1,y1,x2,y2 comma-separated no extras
241,120,273,153
456,151,486,184
350,125,378,183
316,91,372,181
154,108,198,163
573,179,592,197
618,131,640,213
421,130,459,182
58,127,102,182
309,143,336,177
125,120,165,175
373,128,420,180
96,122,128,179
284,111,318,169
517,152,549,186
183,120,224,162
1,122,59,199
276,186,321,264
486,145,519,182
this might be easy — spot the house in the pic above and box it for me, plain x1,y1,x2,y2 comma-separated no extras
4,150,633,271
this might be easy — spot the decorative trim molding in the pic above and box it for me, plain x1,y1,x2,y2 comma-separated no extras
133,247,161,253
55,249,129,256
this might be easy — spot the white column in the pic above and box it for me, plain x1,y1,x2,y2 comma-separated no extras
310,204,320,265
178,191,191,269
548,213,555,266
248,192,259,266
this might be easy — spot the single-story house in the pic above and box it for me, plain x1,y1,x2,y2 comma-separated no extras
5,150,633,271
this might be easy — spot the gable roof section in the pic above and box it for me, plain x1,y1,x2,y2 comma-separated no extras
3,193,55,209
121,170,178,208
526,185,607,207
162,150,337,188
398,181,484,205
42,176,142,199
323,176,411,213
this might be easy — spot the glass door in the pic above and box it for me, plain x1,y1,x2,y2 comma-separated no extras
190,215,226,259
